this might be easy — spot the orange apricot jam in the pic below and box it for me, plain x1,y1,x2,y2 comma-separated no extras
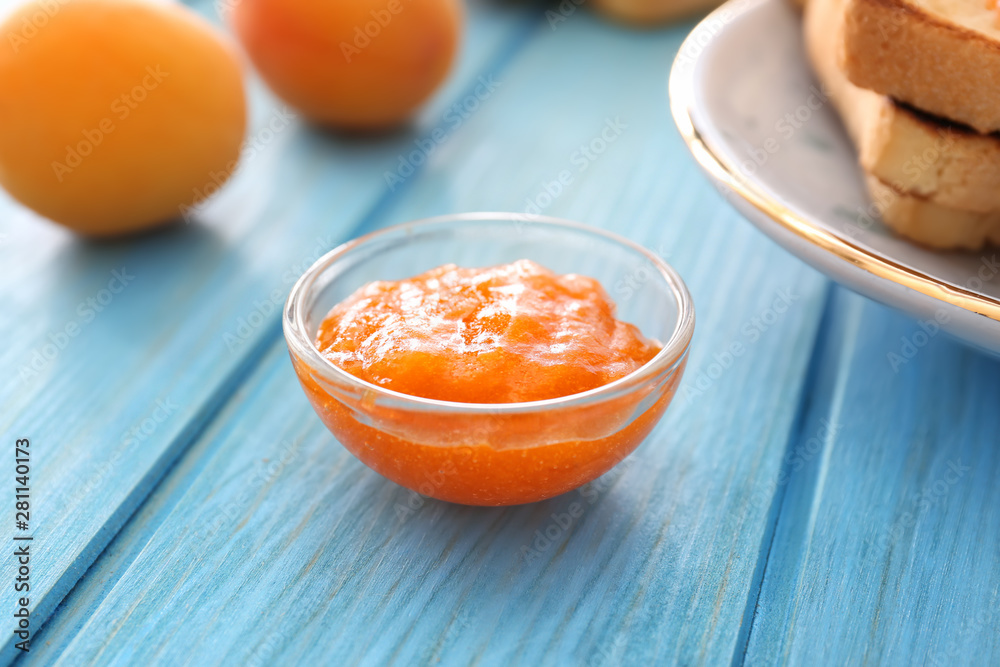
315,260,661,402
291,260,685,506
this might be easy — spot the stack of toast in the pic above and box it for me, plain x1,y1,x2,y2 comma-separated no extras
805,0,1000,250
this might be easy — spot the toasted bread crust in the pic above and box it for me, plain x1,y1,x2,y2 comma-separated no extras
591,0,721,24
808,0,1000,213
809,0,1000,248
867,105,1000,213
867,175,1000,249
842,0,1000,134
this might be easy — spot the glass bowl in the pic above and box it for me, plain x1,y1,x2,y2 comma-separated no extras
283,213,695,506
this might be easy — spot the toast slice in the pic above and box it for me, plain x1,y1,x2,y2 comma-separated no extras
808,0,1000,248
807,0,1000,213
860,106,1000,214
841,0,1000,134
591,0,721,24
867,175,1000,249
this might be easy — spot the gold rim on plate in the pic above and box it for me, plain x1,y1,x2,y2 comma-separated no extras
667,0,1000,323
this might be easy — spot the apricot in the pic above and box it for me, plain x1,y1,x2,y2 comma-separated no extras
230,0,462,129
0,0,246,236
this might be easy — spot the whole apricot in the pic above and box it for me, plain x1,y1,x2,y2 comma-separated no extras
230,0,462,129
0,0,247,236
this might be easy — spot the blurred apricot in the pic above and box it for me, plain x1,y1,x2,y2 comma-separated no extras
230,0,462,129
0,0,246,236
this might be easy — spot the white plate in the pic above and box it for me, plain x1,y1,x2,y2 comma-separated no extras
669,0,1000,357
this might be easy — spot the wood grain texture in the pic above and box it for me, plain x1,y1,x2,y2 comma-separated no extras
0,1,534,662
23,11,831,666
743,288,1000,666
12,0,997,664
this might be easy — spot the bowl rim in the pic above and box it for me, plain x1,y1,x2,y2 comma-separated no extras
283,212,695,414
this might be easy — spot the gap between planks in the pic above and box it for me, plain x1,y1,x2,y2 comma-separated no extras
730,282,836,667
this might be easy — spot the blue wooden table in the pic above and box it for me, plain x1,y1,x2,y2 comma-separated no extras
1,0,998,664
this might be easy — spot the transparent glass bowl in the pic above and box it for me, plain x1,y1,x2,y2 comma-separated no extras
283,213,695,506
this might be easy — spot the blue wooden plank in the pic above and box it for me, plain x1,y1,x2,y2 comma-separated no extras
0,1,537,661
26,12,830,666
744,288,1000,666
